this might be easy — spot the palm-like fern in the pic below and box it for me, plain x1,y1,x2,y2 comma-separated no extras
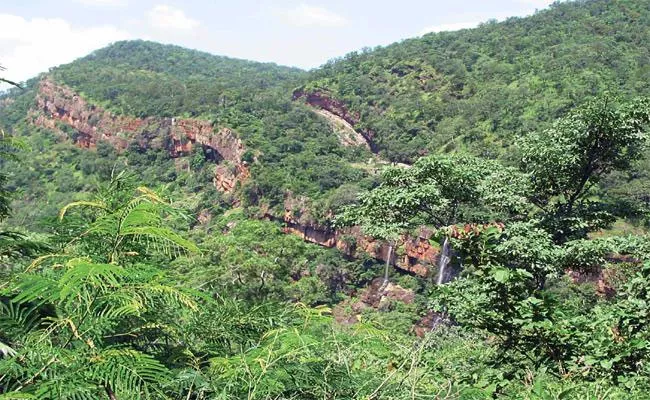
0,255,200,398
58,182,198,263
45,173,195,263
0,180,200,399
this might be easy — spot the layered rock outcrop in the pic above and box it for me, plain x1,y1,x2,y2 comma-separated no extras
311,108,370,149
284,219,438,277
31,78,249,192
293,89,378,152
276,193,509,278
277,194,439,277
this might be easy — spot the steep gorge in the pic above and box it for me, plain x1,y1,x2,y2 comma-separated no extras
26,78,448,275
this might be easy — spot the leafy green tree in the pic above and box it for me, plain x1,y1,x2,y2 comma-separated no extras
198,218,307,301
521,96,650,242
339,153,529,232
337,153,530,283
427,97,650,385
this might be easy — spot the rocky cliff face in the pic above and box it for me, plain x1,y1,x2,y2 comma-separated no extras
32,78,249,192
30,79,481,277
277,193,511,278
293,89,378,153
284,221,439,277
31,78,433,272
278,194,439,277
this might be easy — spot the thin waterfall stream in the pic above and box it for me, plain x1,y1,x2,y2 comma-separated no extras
431,236,452,330
379,243,394,292
436,236,451,285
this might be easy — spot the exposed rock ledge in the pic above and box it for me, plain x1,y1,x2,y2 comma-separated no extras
274,193,511,278
312,108,370,149
31,78,249,193
293,89,378,153
284,220,438,277
275,194,440,277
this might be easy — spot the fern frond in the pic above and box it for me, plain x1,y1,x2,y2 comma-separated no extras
11,275,60,306
0,231,47,259
25,254,71,273
120,203,163,229
58,261,126,302
135,187,167,204
133,284,198,312
33,375,99,400
0,131,29,160
89,348,170,399
122,227,199,254
96,291,144,319
0,301,41,338
87,214,120,234
58,201,108,221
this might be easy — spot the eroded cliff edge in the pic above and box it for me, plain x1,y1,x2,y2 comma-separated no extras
31,78,249,192
277,194,440,277
293,89,378,153
30,78,444,276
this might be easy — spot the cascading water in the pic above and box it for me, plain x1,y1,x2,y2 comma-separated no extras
378,244,394,293
436,236,451,285
430,237,453,331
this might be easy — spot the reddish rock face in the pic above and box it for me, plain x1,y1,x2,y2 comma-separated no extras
412,311,449,337
332,277,415,325
566,263,631,299
276,193,440,277
360,277,415,309
31,77,249,193
293,89,377,152
293,89,361,127
30,79,435,274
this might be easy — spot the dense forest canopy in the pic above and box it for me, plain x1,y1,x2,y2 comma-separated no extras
5,0,650,221
307,0,650,162
2,0,650,398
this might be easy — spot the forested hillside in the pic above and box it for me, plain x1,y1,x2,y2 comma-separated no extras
2,0,650,398
5,0,650,222
0,41,377,227
302,0,650,161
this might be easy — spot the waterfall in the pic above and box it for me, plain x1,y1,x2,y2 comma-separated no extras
436,236,451,285
384,244,393,282
379,243,394,292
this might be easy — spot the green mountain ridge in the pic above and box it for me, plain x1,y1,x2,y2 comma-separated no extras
304,0,650,161
3,0,650,227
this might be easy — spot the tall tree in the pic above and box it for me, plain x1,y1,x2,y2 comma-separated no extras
520,96,650,242
336,153,530,282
